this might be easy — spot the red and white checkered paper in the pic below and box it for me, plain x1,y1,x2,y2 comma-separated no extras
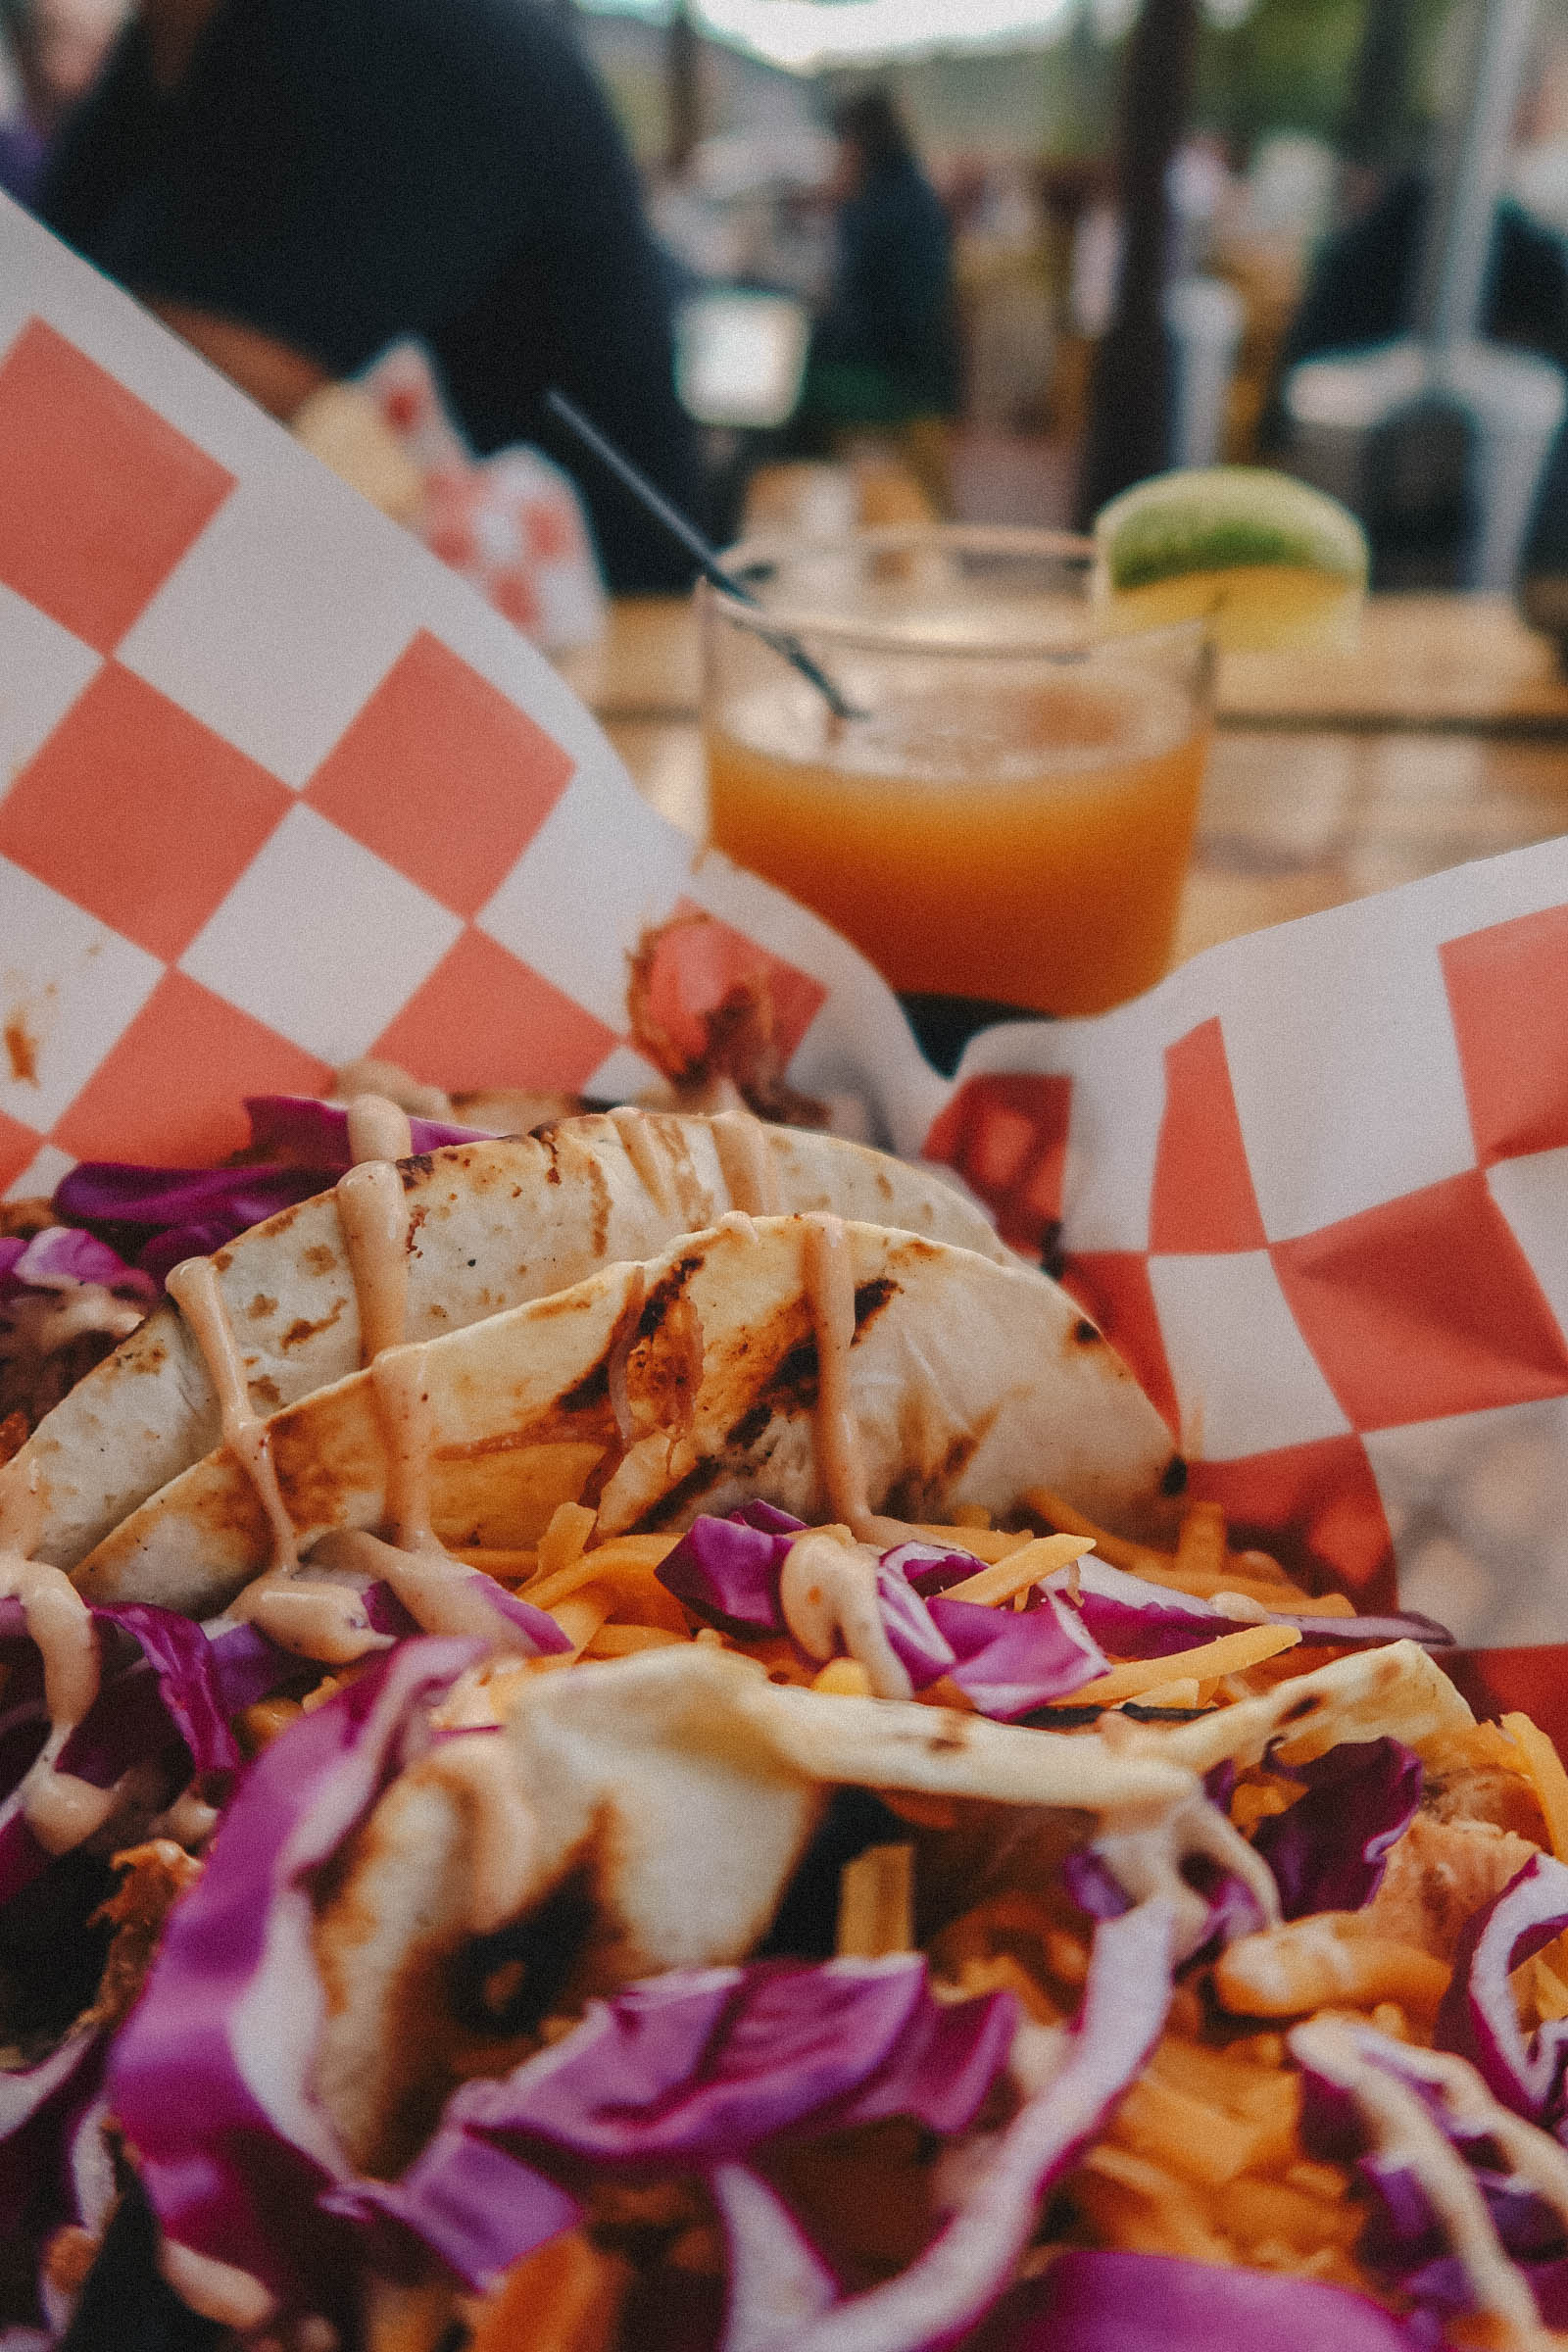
0,195,932,1186
4,196,1568,1736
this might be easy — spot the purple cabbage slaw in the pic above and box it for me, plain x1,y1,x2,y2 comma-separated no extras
107,1628,1017,2312
1252,1739,1423,1919
107,1637,485,2313
0,2023,108,2276
0,1596,301,1912
711,1896,1178,2352
1435,1852,1568,2124
334,1958,1017,2290
976,2248,1418,2352
1065,1739,1421,1956
1294,2020,1568,2333
656,1510,1107,1719
51,1094,498,1285
0,1225,157,1308
1036,1554,1452,1658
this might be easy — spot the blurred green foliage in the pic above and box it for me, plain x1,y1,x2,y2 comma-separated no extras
1197,0,1453,157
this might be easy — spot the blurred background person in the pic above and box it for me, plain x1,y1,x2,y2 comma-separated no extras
0,0,123,204
38,0,704,591
791,87,960,464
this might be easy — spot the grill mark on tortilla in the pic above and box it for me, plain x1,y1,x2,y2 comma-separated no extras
636,1253,705,1346
755,1280,900,1419
303,1245,336,1275
627,1288,704,1441
278,1298,347,1351
251,1376,281,1409
1160,1453,1189,1495
1072,1318,1102,1347
585,1151,612,1257
247,1295,276,1320
852,1276,898,1335
446,1862,598,2036
724,1397,773,1452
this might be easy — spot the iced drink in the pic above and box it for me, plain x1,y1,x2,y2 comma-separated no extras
707,666,1208,1016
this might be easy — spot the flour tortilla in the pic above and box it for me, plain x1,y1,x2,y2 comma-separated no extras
73,1213,1181,1619
311,1642,1201,2174
11,1113,1007,1573
309,1637,1468,2176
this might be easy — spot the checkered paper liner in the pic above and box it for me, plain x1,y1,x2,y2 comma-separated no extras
2,196,1567,1735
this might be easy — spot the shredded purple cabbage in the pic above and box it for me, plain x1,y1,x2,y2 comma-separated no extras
713,1897,1177,2352
657,1506,805,1633
1435,1853,1568,2123
242,1095,492,1165
1253,1739,1423,1919
0,1225,157,1305
335,1957,1015,2290
980,2248,1417,2351
107,1638,482,2312
51,1096,498,1286
1296,2021,1568,2331
1043,1556,1450,1657
880,1540,990,1595
926,1593,1106,1717
658,1512,1103,1717
0,1597,308,1911
0,2026,107,2276
876,1567,958,1688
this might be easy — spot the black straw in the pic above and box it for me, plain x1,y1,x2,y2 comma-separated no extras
545,388,864,723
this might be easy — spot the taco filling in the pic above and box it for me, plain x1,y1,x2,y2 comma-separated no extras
0,1102,1562,2352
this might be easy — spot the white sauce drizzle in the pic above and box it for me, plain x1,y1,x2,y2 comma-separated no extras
778,1529,914,1701
354,1341,539,1936
711,1110,783,1218
371,1340,440,1553
611,1104,675,1211
345,1091,413,1169
1289,2018,1546,2345
168,1257,387,1664
336,1158,410,1365
157,2241,276,2332
0,1462,121,1854
801,1213,907,1546
1091,1787,1281,1956
149,1785,220,1849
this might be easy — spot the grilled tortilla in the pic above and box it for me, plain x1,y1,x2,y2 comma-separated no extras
10,1112,1006,1573
309,1639,1470,2177
73,1214,1179,1620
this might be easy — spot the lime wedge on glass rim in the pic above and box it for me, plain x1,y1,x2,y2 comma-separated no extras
1092,466,1369,652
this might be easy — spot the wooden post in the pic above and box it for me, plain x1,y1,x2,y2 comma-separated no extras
1077,0,1200,520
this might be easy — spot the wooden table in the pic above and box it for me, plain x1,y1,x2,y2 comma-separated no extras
556,593,1568,973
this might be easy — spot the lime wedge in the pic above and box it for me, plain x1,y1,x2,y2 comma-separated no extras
1094,466,1368,652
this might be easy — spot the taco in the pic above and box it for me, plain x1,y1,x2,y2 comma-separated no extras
3,1108,1564,2352
70,1210,1178,1622
10,1109,1007,1576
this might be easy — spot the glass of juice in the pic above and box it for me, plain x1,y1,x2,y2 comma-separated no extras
700,526,1212,1018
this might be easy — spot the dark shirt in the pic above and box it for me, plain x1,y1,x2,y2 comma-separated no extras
812,156,959,416
40,0,703,592
0,114,47,208
1280,172,1568,382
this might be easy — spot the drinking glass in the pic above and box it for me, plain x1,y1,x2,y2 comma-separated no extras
700,525,1213,1018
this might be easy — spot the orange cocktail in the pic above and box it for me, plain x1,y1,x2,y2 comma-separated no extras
701,529,1211,1018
